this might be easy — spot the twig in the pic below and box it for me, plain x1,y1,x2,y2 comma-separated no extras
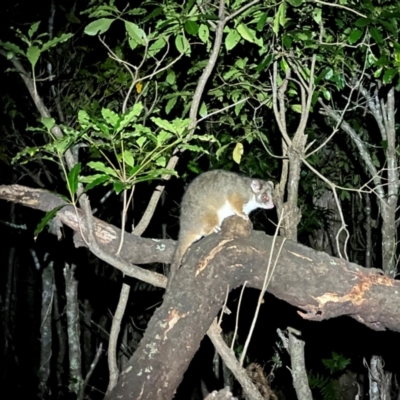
239,210,286,366
230,281,247,350
208,321,264,400
313,0,367,18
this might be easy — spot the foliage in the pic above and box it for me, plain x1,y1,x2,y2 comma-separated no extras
309,352,351,400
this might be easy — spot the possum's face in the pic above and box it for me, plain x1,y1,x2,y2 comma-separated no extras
251,180,274,210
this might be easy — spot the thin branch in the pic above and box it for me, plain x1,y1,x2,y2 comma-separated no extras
79,344,103,400
240,210,285,366
208,321,264,400
307,81,357,157
313,0,367,18
225,0,261,22
318,99,385,200
231,281,247,350
271,62,291,144
302,158,350,259
196,97,248,125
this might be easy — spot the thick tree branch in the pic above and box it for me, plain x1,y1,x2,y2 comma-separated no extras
105,215,398,399
0,184,173,280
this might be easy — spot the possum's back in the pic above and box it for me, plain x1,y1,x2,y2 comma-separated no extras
178,170,251,232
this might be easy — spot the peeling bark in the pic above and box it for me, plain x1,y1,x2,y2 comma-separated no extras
106,217,399,399
0,184,174,266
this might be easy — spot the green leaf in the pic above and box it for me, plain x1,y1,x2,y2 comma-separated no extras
128,165,141,177
235,100,245,116
291,104,302,113
171,118,190,136
199,102,207,118
87,161,118,177
68,163,81,196
225,29,241,51
102,108,119,127
341,190,350,201
175,35,190,54
257,12,268,31
191,134,217,143
136,136,147,148
122,151,134,167
28,22,41,38
87,4,117,18
155,156,166,167
165,97,177,114
286,0,304,6
215,143,230,159
256,54,273,72
26,46,40,69
87,175,110,190
198,24,209,43
124,21,146,45
322,88,331,101
383,68,397,84
373,67,383,78
233,142,243,164
324,68,333,80
273,2,287,34
151,117,177,133
348,29,363,45
34,205,65,238
184,20,199,35
84,18,114,35
41,33,74,52
143,7,162,22
113,181,126,194
185,0,196,12
78,110,94,130
280,57,289,73
237,24,255,43
394,42,400,64
312,7,322,24
355,18,371,28
235,57,247,69
157,130,173,145
148,37,166,57
282,35,292,49
0,41,24,56
279,2,287,25
81,174,110,190
166,70,176,85
66,12,81,24
141,168,177,179
116,103,143,132
180,143,209,154
370,27,383,44
380,19,397,36
41,117,56,131
273,8,280,34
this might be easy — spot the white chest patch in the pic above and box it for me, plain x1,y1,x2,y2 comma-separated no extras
216,196,260,227
243,196,259,214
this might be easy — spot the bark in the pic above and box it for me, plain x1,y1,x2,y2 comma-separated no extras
106,216,398,399
64,265,83,394
38,261,54,398
0,184,174,266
